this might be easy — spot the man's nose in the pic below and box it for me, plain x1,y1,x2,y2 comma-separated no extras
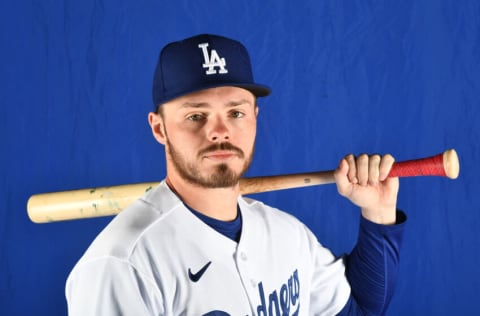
208,116,230,142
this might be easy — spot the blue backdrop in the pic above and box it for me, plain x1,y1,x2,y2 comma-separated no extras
1,0,479,315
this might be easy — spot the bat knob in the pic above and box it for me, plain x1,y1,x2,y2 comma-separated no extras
443,149,460,179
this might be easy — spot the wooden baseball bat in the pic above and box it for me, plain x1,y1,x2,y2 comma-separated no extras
27,149,459,223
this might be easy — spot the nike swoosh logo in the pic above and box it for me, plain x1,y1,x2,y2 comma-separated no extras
188,261,212,282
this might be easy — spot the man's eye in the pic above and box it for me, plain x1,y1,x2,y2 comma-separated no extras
187,114,205,121
230,111,245,118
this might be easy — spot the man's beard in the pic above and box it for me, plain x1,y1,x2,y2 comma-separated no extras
166,139,254,189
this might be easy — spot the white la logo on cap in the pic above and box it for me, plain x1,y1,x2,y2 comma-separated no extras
198,43,228,75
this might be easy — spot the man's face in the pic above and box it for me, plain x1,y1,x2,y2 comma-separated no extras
151,86,258,189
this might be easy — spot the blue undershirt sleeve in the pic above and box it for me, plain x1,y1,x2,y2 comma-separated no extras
337,211,407,316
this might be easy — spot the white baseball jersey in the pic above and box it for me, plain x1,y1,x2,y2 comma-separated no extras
66,181,350,315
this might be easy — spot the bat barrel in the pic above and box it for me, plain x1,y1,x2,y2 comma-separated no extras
27,182,159,223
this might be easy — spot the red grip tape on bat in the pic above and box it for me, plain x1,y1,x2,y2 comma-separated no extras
388,149,459,179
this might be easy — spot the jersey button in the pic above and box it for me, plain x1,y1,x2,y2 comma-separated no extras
240,252,248,261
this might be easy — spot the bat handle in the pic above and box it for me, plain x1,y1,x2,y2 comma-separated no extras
388,149,459,179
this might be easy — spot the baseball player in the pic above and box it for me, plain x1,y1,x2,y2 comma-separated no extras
66,34,406,315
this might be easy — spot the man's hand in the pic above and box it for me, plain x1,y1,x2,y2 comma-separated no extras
334,154,399,225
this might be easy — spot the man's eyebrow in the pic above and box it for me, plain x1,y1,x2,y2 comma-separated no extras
180,99,253,109
226,99,253,107
180,102,210,109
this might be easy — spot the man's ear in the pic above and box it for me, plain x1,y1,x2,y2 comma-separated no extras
148,112,167,145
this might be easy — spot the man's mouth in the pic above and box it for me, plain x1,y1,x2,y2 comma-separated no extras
203,150,238,160
198,143,244,160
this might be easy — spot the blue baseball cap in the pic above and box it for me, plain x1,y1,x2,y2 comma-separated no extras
152,34,271,108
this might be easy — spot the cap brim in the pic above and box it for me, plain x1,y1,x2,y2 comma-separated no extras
233,83,271,98
156,82,271,106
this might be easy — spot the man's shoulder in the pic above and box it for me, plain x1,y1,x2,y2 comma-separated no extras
77,182,183,262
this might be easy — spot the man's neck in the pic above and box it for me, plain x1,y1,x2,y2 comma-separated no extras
166,176,240,221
